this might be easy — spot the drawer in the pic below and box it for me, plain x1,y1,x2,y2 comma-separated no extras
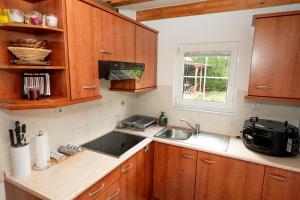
76,167,120,200
96,180,121,200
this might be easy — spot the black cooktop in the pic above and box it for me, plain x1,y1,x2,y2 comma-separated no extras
82,131,146,157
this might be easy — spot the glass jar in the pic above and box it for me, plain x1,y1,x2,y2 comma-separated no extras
0,9,10,24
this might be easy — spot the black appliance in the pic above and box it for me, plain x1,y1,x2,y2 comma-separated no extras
121,115,158,131
99,61,145,80
82,131,145,157
242,117,299,157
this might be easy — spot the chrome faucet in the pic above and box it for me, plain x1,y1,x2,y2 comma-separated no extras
180,119,200,135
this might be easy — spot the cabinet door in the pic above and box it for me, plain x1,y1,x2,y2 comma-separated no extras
99,10,114,61
136,26,157,89
249,14,300,98
120,155,137,200
96,180,121,200
136,143,154,200
195,151,265,200
262,167,300,200
66,0,99,100
153,142,197,200
113,17,136,62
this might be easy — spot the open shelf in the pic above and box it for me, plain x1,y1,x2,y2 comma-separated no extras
245,95,300,104
0,65,66,70
23,0,47,2
0,23,64,34
0,95,103,110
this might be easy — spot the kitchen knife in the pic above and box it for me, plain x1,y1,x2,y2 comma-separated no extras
9,129,15,147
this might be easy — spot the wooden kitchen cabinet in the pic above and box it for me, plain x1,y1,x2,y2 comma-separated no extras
247,11,300,102
75,167,120,200
136,143,154,200
96,180,121,200
195,151,265,200
99,10,135,62
66,0,100,100
120,154,138,200
262,166,300,200
110,25,158,92
153,142,197,200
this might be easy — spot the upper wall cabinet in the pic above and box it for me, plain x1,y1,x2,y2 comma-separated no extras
110,25,158,92
66,0,100,100
247,11,300,103
99,10,135,62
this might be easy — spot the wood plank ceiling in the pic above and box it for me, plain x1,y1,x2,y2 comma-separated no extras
136,0,300,21
103,0,153,7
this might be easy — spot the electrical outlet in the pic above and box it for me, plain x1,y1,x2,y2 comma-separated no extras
56,107,64,116
121,100,125,107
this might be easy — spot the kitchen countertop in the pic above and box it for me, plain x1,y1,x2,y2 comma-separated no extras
5,126,300,200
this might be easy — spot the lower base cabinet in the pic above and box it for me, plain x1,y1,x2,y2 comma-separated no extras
195,151,265,200
97,180,121,200
262,166,300,200
153,142,198,200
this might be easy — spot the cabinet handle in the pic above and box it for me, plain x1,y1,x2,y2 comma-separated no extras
255,85,272,90
144,145,149,152
88,183,105,197
268,174,287,182
181,154,196,159
100,49,113,55
199,159,217,164
83,85,97,89
106,188,120,200
121,163,133,173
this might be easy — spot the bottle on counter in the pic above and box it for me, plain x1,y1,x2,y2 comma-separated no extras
159,112,168,126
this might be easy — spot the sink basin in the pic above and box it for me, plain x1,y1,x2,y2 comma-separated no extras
154,127,230,151
155,127,193,140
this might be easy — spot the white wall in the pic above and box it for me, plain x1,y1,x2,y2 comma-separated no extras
135,4,300,136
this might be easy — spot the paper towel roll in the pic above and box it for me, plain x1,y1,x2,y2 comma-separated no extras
34,133,49,169
10,144,31,177
43,132,50,161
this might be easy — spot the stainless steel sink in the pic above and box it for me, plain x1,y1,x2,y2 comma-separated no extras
154,127,193,140
155,127,230,151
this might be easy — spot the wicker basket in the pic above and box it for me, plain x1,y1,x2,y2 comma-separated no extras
7,47,52,61
10,39,48,49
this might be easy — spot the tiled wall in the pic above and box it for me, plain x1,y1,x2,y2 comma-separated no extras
0,80,135,179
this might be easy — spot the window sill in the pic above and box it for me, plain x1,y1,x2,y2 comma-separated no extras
172,104,236,116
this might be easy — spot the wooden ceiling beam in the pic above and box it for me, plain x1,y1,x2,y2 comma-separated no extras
103,0,153,7
136,0,300,21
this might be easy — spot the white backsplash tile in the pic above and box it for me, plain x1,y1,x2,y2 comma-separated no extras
0,80,135,174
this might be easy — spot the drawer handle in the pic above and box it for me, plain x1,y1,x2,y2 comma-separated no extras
83,85,97,89
107,188,120,200
255,85,272,90
88,183,105,197
121,163,133,173
200,159,217,164
181,154,196,159
268,174,287,182
100,49,113,55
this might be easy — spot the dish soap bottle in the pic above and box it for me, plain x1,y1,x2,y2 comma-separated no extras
159,112,168,126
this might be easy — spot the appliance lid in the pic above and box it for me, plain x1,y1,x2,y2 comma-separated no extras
244,118,299,133
99,61,145,80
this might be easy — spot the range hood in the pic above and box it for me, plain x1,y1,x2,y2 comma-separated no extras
99,61,145,80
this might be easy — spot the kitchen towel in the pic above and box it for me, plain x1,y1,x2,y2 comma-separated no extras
10,144,31,177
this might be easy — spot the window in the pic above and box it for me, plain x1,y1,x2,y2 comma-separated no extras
174,42,239,114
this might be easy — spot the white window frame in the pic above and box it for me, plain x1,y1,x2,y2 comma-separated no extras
173,42,239,115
